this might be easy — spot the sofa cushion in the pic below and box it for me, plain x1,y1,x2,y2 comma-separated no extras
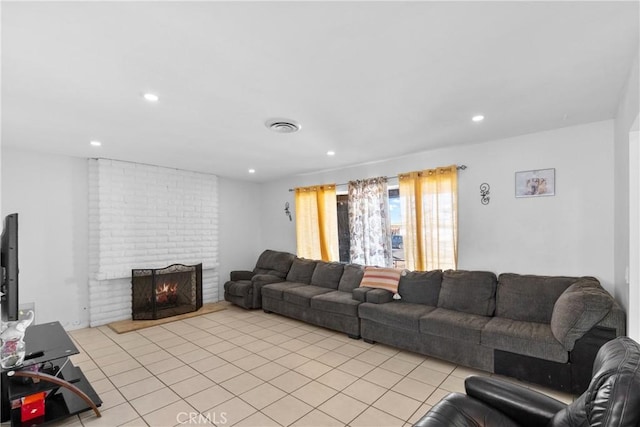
496,273,581,323
366,288,394,304
286,258,317,284
360,267,403,294
254,250,295,278
399,270,442,305
311,291,361,317
550,279,613,351
437,270,497,316
481,317,568,363
283,285,333,307
261,282,306,301
311,262,345,290
224,280,252,297
359,302,435,332
338,264,365,293
420,308,491,344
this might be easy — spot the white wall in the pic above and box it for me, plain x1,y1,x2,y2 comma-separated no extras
258,180,298,256
629,125,640,341
614,52,640,316
458,122,614,287
217,177,264,295
260,121,617,294
1,149,90,329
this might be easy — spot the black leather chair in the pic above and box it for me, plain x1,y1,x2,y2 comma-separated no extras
414,336,640,427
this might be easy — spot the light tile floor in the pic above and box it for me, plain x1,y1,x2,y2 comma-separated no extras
3,303,574,427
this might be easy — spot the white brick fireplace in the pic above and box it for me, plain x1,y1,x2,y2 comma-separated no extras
88,159,219,326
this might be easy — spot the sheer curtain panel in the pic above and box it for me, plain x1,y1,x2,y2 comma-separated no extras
348,177,393,267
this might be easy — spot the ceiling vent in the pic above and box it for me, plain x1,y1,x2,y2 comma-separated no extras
266,118,301,133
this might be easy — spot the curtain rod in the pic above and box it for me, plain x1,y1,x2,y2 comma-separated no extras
288,165,467,192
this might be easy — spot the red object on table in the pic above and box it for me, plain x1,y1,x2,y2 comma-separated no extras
21,392,45,422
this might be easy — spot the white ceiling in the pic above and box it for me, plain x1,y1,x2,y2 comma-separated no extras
2,1,638,182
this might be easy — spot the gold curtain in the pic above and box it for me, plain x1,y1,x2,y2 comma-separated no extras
294,184,339,261
399,165,458,271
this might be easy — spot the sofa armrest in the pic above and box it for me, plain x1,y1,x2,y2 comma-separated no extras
464,376,566,427
353,287,394,303
413,392,520,427
366,288,394,304
595,299,627,337
230,270,255,281
352,287,371,302
252,274,283,285
550,280,615,351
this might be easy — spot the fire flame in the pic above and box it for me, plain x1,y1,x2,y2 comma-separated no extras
156,282,178,305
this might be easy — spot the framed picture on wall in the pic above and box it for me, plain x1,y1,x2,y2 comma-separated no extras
515,168,555,198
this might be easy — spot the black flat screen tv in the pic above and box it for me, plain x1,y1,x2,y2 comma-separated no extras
1,213,19,322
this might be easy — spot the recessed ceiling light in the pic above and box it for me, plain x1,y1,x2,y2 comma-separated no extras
265,118,301,133
248,169,256,174
327,151,336,156
472,115,485,122
90,140,102,147
144,93,159,102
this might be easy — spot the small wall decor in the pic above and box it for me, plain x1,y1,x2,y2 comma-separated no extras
480,183,490,205
284,202,292,221
515,168,555,198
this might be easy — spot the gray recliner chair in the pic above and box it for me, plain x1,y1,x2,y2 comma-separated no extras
224,250,295,309
414,336,640,427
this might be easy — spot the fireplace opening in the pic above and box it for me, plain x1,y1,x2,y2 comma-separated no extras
131,263,203,320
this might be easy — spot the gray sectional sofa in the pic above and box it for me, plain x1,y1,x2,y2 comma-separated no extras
261,258,365,339
223,250,296,309
223,250,626,393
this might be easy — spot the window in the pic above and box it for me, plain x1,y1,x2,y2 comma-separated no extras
337,194,350,263
389,188,405,268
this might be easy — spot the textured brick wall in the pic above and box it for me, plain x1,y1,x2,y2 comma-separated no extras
88,159,219,326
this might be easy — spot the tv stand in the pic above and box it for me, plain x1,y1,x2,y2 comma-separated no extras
0,322,102,426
